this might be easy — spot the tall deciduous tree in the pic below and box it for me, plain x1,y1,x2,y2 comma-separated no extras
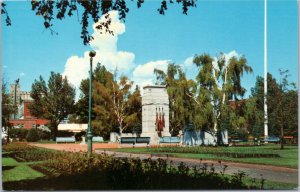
154,63,196,135
250,72,298,144
75,64,141,138
29,72,75,139
190,53,252,133
1,78,17,142
1,0,196,45
101,75,139,133
92,64,118,137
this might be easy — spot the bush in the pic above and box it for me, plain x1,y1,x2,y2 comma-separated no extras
75,131,86,141
4,143,262,190
37,129,51,140
9,128,29,141
26,129,40,142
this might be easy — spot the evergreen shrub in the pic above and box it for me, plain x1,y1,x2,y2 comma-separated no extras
26,129,40,142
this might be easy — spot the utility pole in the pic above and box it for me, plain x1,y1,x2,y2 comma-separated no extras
264,0,268,143
13,78,20,119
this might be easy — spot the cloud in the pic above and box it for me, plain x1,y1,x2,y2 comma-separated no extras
19,72,25,77
131,60,171,95
133,60,170,79
183,56,193,67
211,50,241,72
132,60,170,90
3,65,7,68
62,11,135,99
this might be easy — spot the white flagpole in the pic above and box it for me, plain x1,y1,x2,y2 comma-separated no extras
264,0,268,143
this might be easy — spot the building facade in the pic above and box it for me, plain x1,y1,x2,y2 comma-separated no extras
9,84,48,129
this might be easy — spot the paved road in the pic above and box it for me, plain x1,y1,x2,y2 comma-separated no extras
95,149,299,185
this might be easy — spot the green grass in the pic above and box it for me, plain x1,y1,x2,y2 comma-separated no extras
2,157,45,182
100,144,298,168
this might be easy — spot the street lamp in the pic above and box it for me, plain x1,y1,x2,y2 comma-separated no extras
87,50,96,157
14,78,20,119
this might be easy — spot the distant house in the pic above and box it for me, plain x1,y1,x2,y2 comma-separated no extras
9,85,48,129
9,100,49,129
58,124,87,133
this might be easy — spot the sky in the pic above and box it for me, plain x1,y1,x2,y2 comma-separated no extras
2,0,298,100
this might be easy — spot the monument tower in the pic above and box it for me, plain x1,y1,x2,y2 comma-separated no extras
141,85,171,144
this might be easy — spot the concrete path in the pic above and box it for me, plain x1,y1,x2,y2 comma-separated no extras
29,143,298,185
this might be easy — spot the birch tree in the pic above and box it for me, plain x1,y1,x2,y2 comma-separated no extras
93,72,140,134
191,52,252,133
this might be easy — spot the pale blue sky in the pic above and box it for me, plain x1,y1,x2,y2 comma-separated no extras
2,0,298,98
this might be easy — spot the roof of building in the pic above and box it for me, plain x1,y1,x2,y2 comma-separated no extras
143,85,166,89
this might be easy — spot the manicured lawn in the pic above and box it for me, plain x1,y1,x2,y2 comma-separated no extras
2,157,45,182
100,144,298,168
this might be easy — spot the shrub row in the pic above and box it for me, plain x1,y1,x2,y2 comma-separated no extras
151,146,280,158
9,128,51,142
215,153,280,158
4,143,262,190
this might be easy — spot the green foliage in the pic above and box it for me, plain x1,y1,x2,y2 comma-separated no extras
154,63,197,135
192,53,252,132
29,72,75,139
4,143,256,190
75,63,141,138
2,78,17,130
250,72,298,138
9,129,29,141
154,53,253,135
109,145,298,168
26,129,40,142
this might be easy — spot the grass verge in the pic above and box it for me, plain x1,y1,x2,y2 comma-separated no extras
2,157,45,182
99,144,298,168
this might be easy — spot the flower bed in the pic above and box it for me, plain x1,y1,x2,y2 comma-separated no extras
214,153,280,158
150,146,281,158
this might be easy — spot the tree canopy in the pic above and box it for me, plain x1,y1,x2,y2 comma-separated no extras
1,78,16,131
249,71,298,139
153,53,253,136
29,72,76,139
74,63,141,138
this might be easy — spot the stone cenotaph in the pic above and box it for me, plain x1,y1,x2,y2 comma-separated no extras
141,85,171,144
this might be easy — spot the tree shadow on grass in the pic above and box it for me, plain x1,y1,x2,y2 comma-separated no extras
3,172,111,190
2,166,16,171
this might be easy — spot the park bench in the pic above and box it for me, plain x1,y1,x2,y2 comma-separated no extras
120,137,151,147
56,137,76,143
120,137,136,147
92,136,104,142
230,139,244,146
136,137,150,147
260,136,280,144
159,136,181,145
